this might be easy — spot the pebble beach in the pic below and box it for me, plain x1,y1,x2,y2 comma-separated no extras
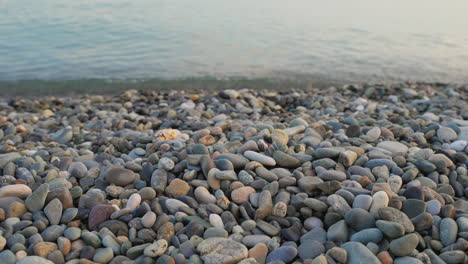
0,83,467,264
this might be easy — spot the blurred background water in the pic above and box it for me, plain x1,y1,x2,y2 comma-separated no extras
1,0,467,92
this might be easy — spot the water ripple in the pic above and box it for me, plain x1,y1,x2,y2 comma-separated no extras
0,0,468,83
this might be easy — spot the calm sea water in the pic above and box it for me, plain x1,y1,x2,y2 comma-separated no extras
1,0,468,86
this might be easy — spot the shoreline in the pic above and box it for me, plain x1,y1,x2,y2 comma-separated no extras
1,77,466,97
0,84,466,264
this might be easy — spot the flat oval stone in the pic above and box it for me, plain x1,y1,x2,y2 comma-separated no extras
318,170,347,181
0,184,32,199
242,235,271,247
439,218,458,247
104,168,136,186
377,141,409,154
214,153,249,170
41,225,66,242
197,237,248,264
273,151,301,168
266,246,297,263
439,250,466,264
244,151,276,166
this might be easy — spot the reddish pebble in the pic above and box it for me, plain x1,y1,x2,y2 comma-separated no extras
377,251,393,264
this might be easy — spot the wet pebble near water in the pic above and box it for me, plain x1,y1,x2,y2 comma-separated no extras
0,84,467,264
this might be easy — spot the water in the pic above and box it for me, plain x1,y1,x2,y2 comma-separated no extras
1,0,468,88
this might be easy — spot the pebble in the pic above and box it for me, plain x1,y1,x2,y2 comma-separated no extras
159,157,175,170
352,194,373,210
450,140,467,151
350,228,383,244
271,129,289,145
377,207,415,233
93,247,114,263
197,237,248,264
142,211,157,228
144,239,168,257
25,183,49,211
88,204,118,230
50,127,73,144
266,246,298,263
327,220,348,242
298,240,324,260
327,194,351,217
377,141,409,154
0,184,32,198
376,220,405,238
195,186,217,204
394,257,424,264
165,198,189,213
273,151,301,168
242,235,271,247
439,218,458,246
439,250,466,264
125,193,141,210
166,178,190,197
244,151,276,166
209,214,224,229
345,208,375,231
342,242,380,264
44,198,63,225
33,242,57,257
17,256,55,264
318,170,347,181
389,233,419,256
0,250,16,264
402,199,427,218
0,87,464,264
249,243,268,264
0,236,5,251
104,168,136,186
231,187,256,204
437,127,457,142
0,152,21,168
